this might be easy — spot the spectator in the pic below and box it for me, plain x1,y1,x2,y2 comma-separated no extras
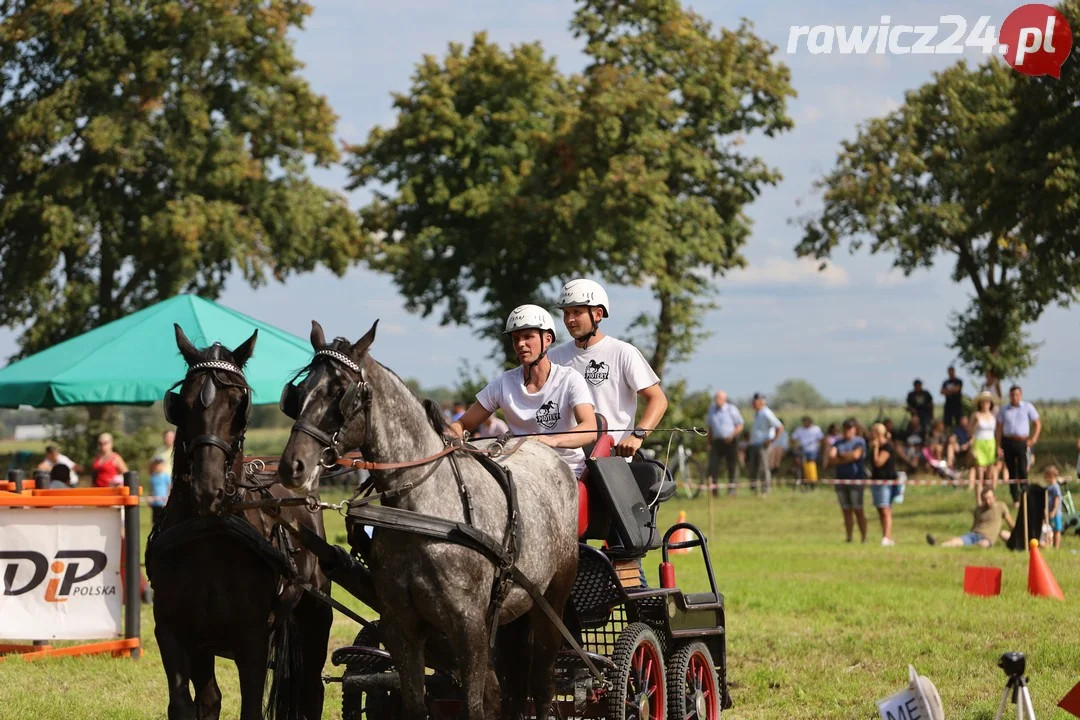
897,413,925,469
768,418,790,474
477,413,510,437
927,419,949,462
91,433,128,488
980,369,1003,401
941,366,964,428
450,401,467,422
1045,466,1063,549
36,445,80,486
829,418,868,543
995,385,1041,505
705,391,744,497
48,463,73,490
969,391,998,494
148,456,172,526
947,416,973,477
906,379,934,430
926,487,1014,548
747,393,783,495
791,416,825,486
869,423,901,546
152,430,175,478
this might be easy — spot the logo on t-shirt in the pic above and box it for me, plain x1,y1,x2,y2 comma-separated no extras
583,359,610,386
535,400,561,429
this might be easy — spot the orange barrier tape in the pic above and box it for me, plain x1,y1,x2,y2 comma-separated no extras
0,486,139,507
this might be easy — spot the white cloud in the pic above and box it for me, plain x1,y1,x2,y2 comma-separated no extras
822,85,899,123
727,256,850,287
797,104,823,123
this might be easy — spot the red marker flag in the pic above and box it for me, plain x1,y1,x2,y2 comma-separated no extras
1059,681,1080,718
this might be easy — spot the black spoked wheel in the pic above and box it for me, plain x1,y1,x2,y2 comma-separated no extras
666,642,720,720
608,622,666,720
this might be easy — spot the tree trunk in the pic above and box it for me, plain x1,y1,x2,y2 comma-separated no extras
650,289,673,378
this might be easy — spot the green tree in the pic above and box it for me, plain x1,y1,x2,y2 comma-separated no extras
771,378,828,410
569,0,795,374
794,59,1079,382
0,0,366,357
347,33,584,366
348,0,794,373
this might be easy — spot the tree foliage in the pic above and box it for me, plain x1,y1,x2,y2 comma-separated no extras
0,0,366,357
348,0,794,373
771,378,829,410
795,51,1080,381
347,34,583,365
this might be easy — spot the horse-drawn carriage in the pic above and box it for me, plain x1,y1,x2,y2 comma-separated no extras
325,431,731,720
148,322,730,720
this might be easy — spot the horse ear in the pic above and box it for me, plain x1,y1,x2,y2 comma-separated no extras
310,320,326,350
352,320,379,357
175,324,198,365
232,330,257,368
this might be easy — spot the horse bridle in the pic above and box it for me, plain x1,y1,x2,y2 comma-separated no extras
281,349,373,469
165,356,251,483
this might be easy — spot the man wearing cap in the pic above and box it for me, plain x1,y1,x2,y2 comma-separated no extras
906,379,934,431
747,393,783,495
995,385,1042,504
549,279,668,458
830,418,868,543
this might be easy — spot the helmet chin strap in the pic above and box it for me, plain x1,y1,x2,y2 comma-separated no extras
577,310,600,348
523,333,549,386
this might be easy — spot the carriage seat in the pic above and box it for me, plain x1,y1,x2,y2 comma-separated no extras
579,455,660,560
577,433,613,537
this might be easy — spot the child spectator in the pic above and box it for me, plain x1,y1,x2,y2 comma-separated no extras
1045,466,1063,549
791,416,824,486
148,456,172,526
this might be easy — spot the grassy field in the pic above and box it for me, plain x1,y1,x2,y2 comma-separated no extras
0,483,1077,718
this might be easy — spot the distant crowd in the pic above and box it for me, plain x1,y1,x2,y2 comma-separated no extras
705,366,1075,550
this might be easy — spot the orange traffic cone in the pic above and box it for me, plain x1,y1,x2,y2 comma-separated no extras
1028,539,1064,600
669,511,695,554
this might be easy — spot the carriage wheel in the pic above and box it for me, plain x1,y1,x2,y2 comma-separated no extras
666,642,719,720
608,622,666,720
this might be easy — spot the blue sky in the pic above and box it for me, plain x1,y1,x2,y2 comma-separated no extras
3,0,1077,402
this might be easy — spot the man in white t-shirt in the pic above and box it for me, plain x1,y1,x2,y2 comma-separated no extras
450,305,597,477
37,444,80,487
548,279,668,458
790,416,824,485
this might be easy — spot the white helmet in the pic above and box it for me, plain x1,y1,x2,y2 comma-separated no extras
504,304,556,340
554,279,610,317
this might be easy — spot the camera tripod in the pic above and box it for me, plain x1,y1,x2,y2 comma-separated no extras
994,671,1037,720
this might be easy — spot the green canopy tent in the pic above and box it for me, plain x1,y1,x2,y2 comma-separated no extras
0,295,314,408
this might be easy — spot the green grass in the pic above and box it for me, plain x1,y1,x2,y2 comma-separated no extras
0,485,1077,718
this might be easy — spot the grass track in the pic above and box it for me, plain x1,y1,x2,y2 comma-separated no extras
0,483,1077,718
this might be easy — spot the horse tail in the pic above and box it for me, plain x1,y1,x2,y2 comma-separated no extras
265,613,304,720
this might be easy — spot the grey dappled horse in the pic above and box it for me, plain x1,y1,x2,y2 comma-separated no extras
276,320,579,720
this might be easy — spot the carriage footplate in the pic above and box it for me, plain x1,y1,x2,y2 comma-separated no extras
331,645,393,674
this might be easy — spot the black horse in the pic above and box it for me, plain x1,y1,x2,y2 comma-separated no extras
147,326,333,720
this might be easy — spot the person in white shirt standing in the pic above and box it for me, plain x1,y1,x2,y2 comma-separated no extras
790,416,825,488
747,393,783,495
547,279,668,458
451,305,597,477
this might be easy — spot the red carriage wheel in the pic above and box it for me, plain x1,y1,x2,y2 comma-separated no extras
666,642,719,720
608,622,666,719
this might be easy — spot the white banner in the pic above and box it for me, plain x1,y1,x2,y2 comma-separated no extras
0,507,123,640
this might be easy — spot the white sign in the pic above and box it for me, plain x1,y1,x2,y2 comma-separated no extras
0,507,123,640
879,689,926,720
